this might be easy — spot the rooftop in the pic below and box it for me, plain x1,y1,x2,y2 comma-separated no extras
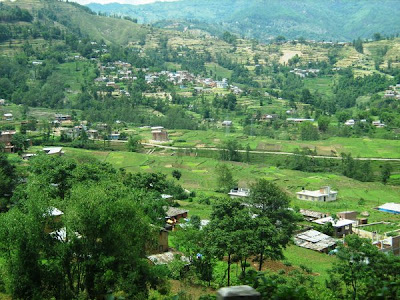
43,147,63,155
313,216,356,227
147,252,190,265
165,207,189,218
378,203,400,214
294,229,336,252
297,187,337,197
228,188,250,197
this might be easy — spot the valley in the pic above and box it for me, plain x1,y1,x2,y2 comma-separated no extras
1,0,400,299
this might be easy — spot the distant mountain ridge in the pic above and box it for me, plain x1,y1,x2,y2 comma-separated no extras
87,0,400,41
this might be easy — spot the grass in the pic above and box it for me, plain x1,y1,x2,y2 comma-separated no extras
205,63,233,79
63,147,400,223
304,76,334,97
138,128,400,159
283,245,336,283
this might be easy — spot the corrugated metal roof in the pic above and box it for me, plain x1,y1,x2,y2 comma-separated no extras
378,203,400,213
294,230,336,252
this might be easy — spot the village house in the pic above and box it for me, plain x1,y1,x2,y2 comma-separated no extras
373,235,400,256
108,133,120,140
43,147,64,156
87,129,99,139
296,186,338,202
44,207,64,233
147,226,169,254
222,120,233,127
294,229,336,253
261,114,278,122
0,130,16,153
299,209,329,222
3,113,13,121
313,216,356,238
377,203,400,214
228,188,250,199
344,119,355,126
147,251,190,266
55,114,71,122
152,128,169,142
372,120,386,128
165,207,188,229
286,118,315,123
337,211,358,221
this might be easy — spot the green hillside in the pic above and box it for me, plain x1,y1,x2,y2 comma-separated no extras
88,0,400,41
2,0,149,45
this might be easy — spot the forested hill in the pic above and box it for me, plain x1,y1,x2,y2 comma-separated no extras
0,0,149,45
87,0,400,41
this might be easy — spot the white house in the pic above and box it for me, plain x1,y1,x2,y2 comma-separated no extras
222,120,232,126
344,119,355,126
3,113,13,121
43,147,64,156
313,216,356,237
296,186,337,202
228,188,250,199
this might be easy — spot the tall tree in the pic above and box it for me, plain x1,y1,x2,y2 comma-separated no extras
247,179,299,271
204,198,254,286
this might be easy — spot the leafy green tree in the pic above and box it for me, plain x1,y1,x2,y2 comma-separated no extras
220,139,241,162
318,116,330,133
215,164,237,193
381,164,392,185
300,122,319,141
0,152,16,208
327,235,400,300
248,179,299,271
127,134,142,152
11,133,28,153
204,198,255,286
172,169,182,181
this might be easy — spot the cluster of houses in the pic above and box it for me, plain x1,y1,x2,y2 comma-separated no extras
384,83,400,99
227,185,400,255
290,68,320,78
344,119,386,128
94,60,244,99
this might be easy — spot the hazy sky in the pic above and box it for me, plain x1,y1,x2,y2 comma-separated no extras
72,0,179,5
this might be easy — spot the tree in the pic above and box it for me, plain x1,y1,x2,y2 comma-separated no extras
0,152,16,208
127,134,142,152
318,116,330,133
373,32,382,41
172,169,182,181
204,198,255,286
300,122,319,141
215,164,237,193
220,139,241,162
247,179,299,271
353,38,364,53
11,133,28,153
381,164,392,185
327,235,400,300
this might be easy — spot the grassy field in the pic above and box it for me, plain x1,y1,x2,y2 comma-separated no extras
205,63,233,79
63,147,400,223
304,76,334,97
137,128,400,159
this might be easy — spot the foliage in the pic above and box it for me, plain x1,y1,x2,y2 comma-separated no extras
247,179,299,270
327,235,400,300
215,164,237,193
300,122,319,141
172,169,182,181
127,134,142,152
